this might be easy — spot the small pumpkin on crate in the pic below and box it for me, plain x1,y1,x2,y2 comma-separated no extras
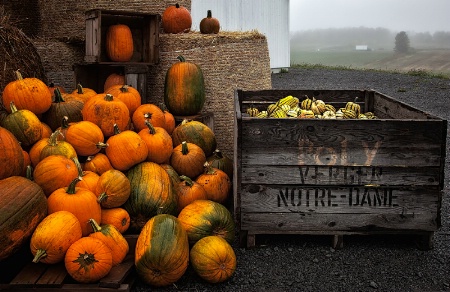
162,3,192,34
200,10,220,34
106,24,134,62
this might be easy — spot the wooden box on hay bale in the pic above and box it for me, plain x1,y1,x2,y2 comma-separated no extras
0,235,138,292
85,9,160,64
233,89,447,250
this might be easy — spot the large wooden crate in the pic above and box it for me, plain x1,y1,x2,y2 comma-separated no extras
85,9,159,64
233,89,447,249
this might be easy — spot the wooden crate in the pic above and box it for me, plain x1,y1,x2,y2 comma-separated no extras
233,89,447,249
0,235,138,291
73,63,149,103
85,9,159,64
174,112,215,132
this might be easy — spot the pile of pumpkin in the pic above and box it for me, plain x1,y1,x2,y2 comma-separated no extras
0,57,236,286
246,95,377,119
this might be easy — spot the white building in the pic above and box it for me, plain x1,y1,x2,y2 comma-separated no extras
191,0,290,72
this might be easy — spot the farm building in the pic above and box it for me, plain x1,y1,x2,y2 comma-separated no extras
191,0,290,72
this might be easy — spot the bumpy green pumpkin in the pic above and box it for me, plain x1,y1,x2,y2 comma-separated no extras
164,55,205,116
123,162,177,232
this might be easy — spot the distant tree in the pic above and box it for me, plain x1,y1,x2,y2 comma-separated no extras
394,31,410,53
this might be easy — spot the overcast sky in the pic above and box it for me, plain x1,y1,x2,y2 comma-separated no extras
290,0,450,33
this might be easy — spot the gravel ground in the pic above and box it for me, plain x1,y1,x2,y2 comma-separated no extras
133,67,450,292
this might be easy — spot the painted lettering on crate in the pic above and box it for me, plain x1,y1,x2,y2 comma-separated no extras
277,187,398,208
297,165,383,185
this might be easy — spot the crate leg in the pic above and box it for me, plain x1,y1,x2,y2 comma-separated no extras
332,235,344,250
415,232,434,251
247,234,256,248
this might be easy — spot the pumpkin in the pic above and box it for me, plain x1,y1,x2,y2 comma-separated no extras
123,162,177,232
47,177,102,236
0,126,24,179
0,176,48,261
82,93,130,138
135,214,189,286
28,138,49,168
160,164,181,185
41,122,53,138
176,175,207,213
105,124,148,171
171,120,216,157
162,3,192,34
2,101,43,147
170,141,206,179
160,103,176,135
2,70,52,115
30,211,82,264
207,149,233,179
177,199,235,245
82,153,114,175
21,149,31,176
39,130,78,162
131,103,166,132
138,121,173,164
88,218,129,266
74,158,100,193
48,82,66,99
42,88,84,131
101,208,130,234
164,55,205,116
106,24,134,62
64,120,107,156
104,73,126,92
64,237,112,283
96,169,131,208
105,84,141,116
195,162,231,204
33,155,79,197
190,236,236,283
71,83,97,103
200,10,220,34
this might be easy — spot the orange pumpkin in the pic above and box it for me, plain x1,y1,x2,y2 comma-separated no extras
48,82,67,100
171,120,216,157
30,211,82,264
33,155,79,197
106,24,134,62
96,169,131,208
131,103,166,132
74,158,100,193
20,149,31,176
88,218,129,266
82,93,130,138
47,177,102,236
105,124,148,171
104,73,126,92
0,126,24,179
162,3,192,34
40,122,53,138
101,207,130,234
64,237,112,283
160,103,176,135
71,83,97,103
199,10,220,34
2,70,52,115
64,120,107,156
190,236,236,283
82,153,114,175
106,84,141,116
28,138,49,168
138,121,173,164
170,141,206,179
195,162,231,204
176,175,207,213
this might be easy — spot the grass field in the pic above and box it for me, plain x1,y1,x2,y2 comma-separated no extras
290,50,392,68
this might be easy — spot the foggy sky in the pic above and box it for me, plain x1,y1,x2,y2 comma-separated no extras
290,0,450,33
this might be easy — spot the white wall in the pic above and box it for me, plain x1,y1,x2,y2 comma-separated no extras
191,0,290,69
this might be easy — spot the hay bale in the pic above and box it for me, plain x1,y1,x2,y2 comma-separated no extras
37,0,191,42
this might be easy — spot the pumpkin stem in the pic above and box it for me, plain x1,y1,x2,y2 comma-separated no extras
354,96,359,103
32,249,47,263
53,88,66,103
179,175,194,186
181,141,189,155
207,10,212,18
104,93,114,101
88,218,102,233
113,123,121,135
73,157,84,177
145,120,156,135
66,176,82,195
48,129,62,146
175,3,180,8
213,149,223,159
120,85,130,93
9,101,18,113
97,192,108,204
60,116,69,132
203,161,216,174
76,83,84,94
177,55,186,62
26,165,33,181
14,70,24,80
96,142,109,149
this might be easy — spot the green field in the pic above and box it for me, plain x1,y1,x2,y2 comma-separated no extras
290,49,393,68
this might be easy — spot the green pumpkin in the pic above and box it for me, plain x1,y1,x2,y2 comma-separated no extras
123,162,177,233
164,55,205,116
171,120,217,157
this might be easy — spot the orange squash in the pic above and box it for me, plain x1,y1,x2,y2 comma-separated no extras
199,10,220,34
28,138,49,168
64,120,107,157
104,73,126,92
30,211,82,264
64,237,112,283
101,208,130,234
160,103,176,135
74,159,100,193
135,214,189,286
195,162,231,204
190,236,236,283
0,126,24,179
71,83,97,103
40,122,53,138
47,177,102,236
88,218,129,266
106,24,134,62
138,121,173,164
162,3,192,34
176,175,207,213
131,103,166,132
170,141,206,179
96,169,131,208
106,84,141,116
82,153,114,175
